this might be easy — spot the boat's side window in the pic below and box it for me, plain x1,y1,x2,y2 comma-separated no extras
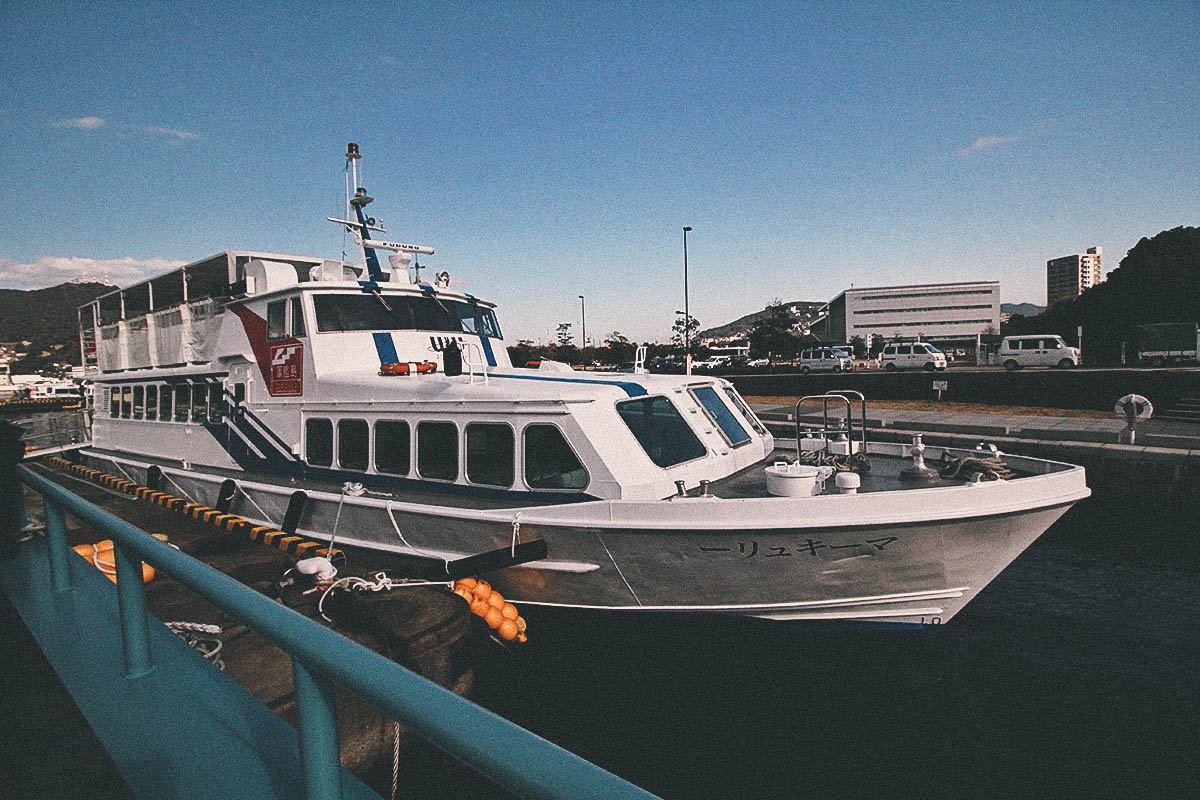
723,388,765,435
191,383,208,422
208,384,224,423
305,418,333,467
132,386,144,420
159,384,173,422
290,297,306,337
145,385,158,421
337,419,369,471
466,423,514,488
267,300,287,341
417,421,458,481
524,424,588,490
121,386,132,418
690,386,751,447
616,396,707,468
109,387,120,418
174,384,190,422
374,420,410,475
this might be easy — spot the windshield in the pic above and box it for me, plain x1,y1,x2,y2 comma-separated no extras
832,349,850,358
922,344,941,353
313,293,501,338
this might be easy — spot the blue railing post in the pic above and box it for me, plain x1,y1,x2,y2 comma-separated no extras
292,658,344,800
44,500,73,593
113,541,154,678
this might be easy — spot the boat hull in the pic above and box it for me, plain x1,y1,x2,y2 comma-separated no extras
71,450,1085,624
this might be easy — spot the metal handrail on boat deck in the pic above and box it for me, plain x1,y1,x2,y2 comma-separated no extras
16,465,656,800
793,391,868,458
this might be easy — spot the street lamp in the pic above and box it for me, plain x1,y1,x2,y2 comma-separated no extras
682,226,692,374
578,294,586,349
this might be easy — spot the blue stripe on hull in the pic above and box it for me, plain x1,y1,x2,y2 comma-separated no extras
488,372,647,397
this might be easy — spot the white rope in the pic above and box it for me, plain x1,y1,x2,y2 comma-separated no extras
164,621,225,670
385,501,450,573
317,571,451,622
391,721,401,800
511,513,522,557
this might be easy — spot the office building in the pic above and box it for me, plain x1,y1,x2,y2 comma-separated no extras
826,281,1001,345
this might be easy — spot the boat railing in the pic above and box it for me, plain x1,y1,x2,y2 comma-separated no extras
793,390,868,457
14,465,656,800
460,341,490,384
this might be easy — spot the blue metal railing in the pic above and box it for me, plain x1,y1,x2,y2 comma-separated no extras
18,465,658,800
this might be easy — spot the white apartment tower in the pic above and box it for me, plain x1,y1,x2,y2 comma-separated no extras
1046,246,1103,306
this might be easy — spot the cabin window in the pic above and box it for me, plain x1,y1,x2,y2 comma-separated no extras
174,385,189,422
290,297,306,337
267,300,287,340
306,418,333,467
208,383,224,422
120,386,132,418
145,385,158,421
159,385,173,421
466,423,514,487
374,420,410,475
898,345,912,355
723,388,765,435
417,421,458,481
191,383,208,422
690,386,751,446
616,396,707,468
109,388,120,418
313,294,502,339
132,386,144,420
524,424,588,490
338,419,369,471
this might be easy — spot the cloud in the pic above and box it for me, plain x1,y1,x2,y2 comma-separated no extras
960,134,1019,155
53,116,106,130
144,125,200,141
0,256,186,289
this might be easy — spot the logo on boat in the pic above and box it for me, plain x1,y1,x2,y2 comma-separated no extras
268,343,303,396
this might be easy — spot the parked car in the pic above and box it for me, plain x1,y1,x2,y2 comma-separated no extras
798,347,855,373
997,335,1079,370
878,342,947,371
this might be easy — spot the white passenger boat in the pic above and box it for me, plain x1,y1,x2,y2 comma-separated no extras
72,144,1090,624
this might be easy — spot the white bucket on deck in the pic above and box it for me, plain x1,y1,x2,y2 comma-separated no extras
764,462,821,497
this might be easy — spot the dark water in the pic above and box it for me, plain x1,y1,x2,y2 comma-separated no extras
472,496,1200,799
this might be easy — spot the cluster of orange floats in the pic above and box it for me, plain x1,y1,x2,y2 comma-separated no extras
71,535,168,584
452,578,528,643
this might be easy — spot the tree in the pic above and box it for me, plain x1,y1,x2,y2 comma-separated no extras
748,301,801,360
604,331,636,363
671,315,700,351
848,335,867,359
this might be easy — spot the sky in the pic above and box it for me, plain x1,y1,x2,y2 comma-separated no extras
1,0,1197,344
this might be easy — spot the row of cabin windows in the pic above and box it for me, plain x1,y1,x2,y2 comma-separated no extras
105,382,235,424
304,418,588,491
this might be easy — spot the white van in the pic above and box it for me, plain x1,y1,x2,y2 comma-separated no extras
878,342,947,371
798,347,855,373
997,335,1079,370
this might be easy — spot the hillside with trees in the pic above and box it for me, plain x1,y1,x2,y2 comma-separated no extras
0,281,113,373
1004,226,1200,364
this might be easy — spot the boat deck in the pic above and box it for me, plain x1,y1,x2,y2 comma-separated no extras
706,446,1026,499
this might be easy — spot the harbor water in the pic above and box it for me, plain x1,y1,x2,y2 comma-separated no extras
473,492,1199,799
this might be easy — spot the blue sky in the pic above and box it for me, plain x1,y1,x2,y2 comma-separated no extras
1,0,1197,343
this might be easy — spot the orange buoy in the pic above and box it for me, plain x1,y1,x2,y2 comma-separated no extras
473,581,492,601
470,598,490,617
487,591,505,609
498,619,518,641
96,539,114,551
484,607,504,630
456,577,477,591
501,603,518,620
73,543,96,558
